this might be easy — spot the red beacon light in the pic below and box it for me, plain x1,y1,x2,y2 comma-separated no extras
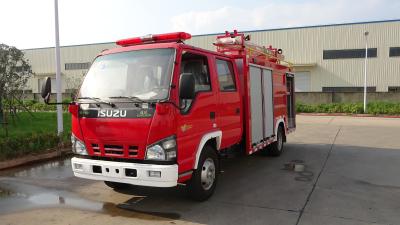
116,32,192,46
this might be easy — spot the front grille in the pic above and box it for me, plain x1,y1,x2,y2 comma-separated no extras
128,146,138,157
90,142,139,158
79,155,176,165
104,144,124,156
92,144,100,154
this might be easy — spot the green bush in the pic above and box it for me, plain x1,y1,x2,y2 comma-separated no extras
296,102,400,115
296,103,315,113
0,132,70,161
31,102,57,111
367,102,400,115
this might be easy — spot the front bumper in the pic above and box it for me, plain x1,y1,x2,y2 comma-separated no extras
71,157,178,187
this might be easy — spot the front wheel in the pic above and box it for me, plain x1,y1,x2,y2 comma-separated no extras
187,145,219,201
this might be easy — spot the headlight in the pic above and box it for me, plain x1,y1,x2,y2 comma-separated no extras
145,136,176,161
71,134,88,155
145,144,165,160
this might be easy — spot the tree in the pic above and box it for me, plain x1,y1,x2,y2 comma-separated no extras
0,44,32,123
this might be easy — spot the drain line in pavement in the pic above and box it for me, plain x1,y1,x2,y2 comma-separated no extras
294,126,342,225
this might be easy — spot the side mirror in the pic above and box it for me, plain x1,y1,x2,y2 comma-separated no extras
41,77,51,104
68,103,79,117
179,73,195,99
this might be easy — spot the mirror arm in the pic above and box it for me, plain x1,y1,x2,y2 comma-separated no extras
159,100,187,110
45,102,72,105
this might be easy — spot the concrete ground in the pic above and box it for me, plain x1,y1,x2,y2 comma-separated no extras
0,115,399,225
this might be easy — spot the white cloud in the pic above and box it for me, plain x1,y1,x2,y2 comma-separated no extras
170,0,400,34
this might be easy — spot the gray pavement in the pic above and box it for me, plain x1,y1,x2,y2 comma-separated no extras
0,115,399,225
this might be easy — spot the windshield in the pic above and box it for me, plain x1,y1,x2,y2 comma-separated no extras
79,48,175,101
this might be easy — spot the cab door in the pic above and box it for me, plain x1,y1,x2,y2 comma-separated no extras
214,57,242,148
176,50,218,172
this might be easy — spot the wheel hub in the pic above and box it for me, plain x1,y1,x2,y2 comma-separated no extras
200,158,216,190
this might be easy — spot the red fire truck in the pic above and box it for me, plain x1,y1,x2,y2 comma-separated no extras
42,30,296,201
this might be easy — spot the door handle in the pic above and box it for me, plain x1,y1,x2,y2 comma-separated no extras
235,108,240,114
210,112,215,120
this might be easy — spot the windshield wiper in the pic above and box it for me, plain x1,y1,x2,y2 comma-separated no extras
108,96,145,103
77,97,115,108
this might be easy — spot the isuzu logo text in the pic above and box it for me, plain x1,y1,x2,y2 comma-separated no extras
97,109,127,118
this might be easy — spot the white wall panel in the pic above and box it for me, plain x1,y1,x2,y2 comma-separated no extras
295,72,311,92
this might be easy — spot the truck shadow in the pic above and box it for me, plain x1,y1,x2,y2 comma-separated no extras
107,142,328,222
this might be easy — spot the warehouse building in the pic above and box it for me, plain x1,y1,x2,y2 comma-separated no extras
23,19,400,101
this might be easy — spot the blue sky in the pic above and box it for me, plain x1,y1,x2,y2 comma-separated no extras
0,0,399,49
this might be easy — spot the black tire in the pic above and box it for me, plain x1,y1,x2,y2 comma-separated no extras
104,181,131,190
187,145,219,201
269,125,285,156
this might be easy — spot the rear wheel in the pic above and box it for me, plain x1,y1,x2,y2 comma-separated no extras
187,145,219,201
104,181,131,190
269,126,285,156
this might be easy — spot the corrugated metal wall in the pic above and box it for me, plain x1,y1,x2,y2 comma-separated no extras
23,21,400,93
23,43,116,93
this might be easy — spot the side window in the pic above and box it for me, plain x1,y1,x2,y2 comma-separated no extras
179,51,211,113
216,59,236,91
180,51,211,93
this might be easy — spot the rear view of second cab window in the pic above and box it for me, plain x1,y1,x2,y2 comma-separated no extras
216,59,236,91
